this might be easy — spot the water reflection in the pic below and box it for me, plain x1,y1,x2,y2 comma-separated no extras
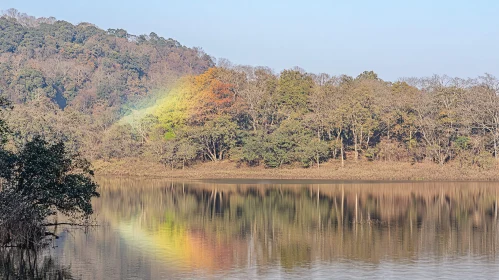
55,179,499,279
0,248,73,280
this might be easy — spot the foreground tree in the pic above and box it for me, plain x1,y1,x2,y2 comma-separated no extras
0,137,99,247
0,98,99,248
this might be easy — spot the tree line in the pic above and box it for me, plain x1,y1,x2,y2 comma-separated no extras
1,10,499,170
118,66,499,170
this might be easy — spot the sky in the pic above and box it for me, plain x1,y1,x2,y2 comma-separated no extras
2,0,499,81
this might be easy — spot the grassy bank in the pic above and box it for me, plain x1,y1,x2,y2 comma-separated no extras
92,158,499,181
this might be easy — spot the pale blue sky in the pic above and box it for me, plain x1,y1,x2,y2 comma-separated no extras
2,0,499,80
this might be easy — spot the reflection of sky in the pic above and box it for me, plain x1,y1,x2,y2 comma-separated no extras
205,259,499,280
47,179,499,279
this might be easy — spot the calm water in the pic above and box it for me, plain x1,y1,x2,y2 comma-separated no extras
4,178,499,279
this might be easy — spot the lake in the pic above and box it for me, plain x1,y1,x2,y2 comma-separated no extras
3,178,499,279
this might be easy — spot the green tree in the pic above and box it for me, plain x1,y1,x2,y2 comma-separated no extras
356,70,381,81
276,69,313,117
189,116,238,161
341,80,380,160
262,119,308,168
13,68,56,102
297,138,330,168
0,17,25,52
0,98,99,247
7,137,99,218
240,134,265,166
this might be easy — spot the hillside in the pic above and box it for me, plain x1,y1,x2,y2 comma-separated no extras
0,9,213,156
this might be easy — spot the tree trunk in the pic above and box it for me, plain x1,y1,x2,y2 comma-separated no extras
387,120,390,140
340,137,345,167
251,114,257,131
494,131,498,160
354,137,359,161
495,199,498,219
341,186,344,225
355,193,358,224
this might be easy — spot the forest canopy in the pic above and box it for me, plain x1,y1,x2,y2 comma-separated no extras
1,9,499,170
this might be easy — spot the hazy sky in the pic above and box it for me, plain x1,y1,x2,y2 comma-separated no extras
2,0,499,81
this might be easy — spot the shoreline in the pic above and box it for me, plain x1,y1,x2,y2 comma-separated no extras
92,158,499,181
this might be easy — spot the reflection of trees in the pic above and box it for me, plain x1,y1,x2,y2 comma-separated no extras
68,178,499,274
0,248,73,279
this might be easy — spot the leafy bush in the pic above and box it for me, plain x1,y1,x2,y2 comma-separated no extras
0,136,99,247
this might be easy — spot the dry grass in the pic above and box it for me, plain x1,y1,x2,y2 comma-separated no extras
92,158,499,181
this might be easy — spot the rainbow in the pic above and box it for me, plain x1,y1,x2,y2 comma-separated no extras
117,213,233,271
119,68,230,137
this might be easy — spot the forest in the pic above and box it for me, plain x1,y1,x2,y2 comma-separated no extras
1,9,499,171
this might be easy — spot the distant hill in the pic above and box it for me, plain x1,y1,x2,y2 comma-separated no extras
0,8,214,111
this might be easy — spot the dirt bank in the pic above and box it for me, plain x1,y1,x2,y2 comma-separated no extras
92,159,499,181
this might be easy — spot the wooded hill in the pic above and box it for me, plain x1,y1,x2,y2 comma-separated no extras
1,9,499,171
